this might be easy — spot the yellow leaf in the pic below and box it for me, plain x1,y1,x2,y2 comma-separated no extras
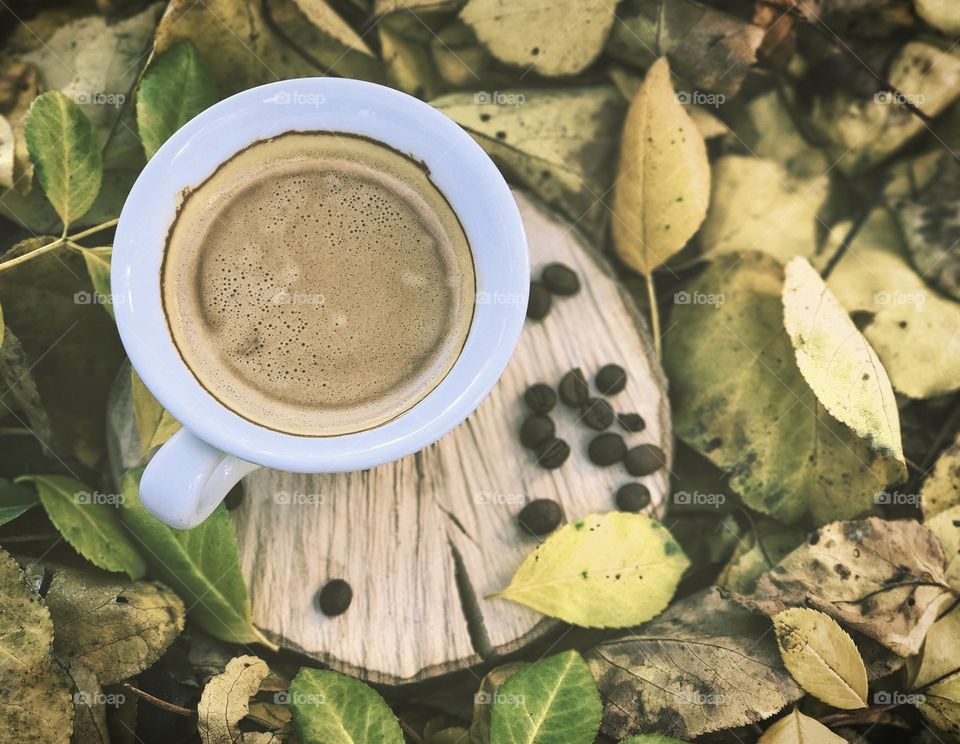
493,512,689,628
773,608,868,710
612,57,710,275
758,709,846,744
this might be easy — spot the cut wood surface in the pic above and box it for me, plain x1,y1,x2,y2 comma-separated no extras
107,190,671,685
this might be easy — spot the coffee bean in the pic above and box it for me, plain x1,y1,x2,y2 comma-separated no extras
558,368,589,407
595,364,627,395
624,444,666,476
617,412,646,432
527,281,551,321
317,579,353,616
581,398,614,430
520,414,555,449
616,483,651,512
536,438,570,469
541,263,580,296
518,498,564,535
524,383,557,413
588,432,627,466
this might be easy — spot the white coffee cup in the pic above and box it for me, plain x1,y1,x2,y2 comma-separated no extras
112,78,528,529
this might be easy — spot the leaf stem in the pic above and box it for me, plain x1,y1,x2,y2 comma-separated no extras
121,682,196,717
69,217,119,242
0,238,64,272
644,271,662,359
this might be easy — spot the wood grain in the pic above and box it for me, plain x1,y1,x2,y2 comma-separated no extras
107,190,670,685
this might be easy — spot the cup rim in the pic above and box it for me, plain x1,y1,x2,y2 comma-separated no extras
112,78,528,472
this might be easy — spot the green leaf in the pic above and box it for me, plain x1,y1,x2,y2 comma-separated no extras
493,512,688,628
461,0,615,77
0,476,39,526
611,57,710,275
77,245,113,318
751,517,953,657
922,433,960,518
197,655,271,744
130,369,181,456
772,607,868,709
288,668,404,744
119,468,275,648
490,651,601,744
136,40,218,161
21,475,146,580
664,252,905,524
24,90,102,229
757,709,845,744
469,662,527,744
21,562,184,685
827,208,960,399
783,256,904,464
587,587,803,741
0,548,73,743
431,87,625,242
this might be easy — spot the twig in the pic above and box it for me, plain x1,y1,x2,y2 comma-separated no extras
818,703,902,727
399,719,425,744
69,218,119,242
121,682,195,717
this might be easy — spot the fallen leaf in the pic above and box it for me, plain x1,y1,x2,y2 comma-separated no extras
0,59,39,193
586,587,803,740
20,475,146,580
24,91,102,230
292,0,374,57
0,310,53,447
0,548,73,743
136,40,218,161
65,659,109,744
921,432,960,518
468,662,526,744
0,476,39,525
119,468,275,648
927,505,960,591
915,0,960,35
717,520,806,594
757,709,845,744
431,86,625,241
460,0,616,77
130,370,180,457
607,0,765,97
379,21,445,100
288,668,405,744
77,246,112,318
22,562,184,685
827,209,960,399
611,57,710,275
909,605,960,738
751,518,953,656
493,512,689,628
782,256,904,465
773,607,868,709
664,252,905,523
490,651,601,744
198,656,274,744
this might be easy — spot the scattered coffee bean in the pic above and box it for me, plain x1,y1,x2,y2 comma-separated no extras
527,281,552,321
517,498,564,535
617,412,646,433
581,398,614,430
595,364,627,395
588,432,627,466
317,579,353,616
615,483,651,512
520,414,555,449
541,263,580,296
536,438,570,469
558,368,590,407
524,383,557,414
624,444,666,476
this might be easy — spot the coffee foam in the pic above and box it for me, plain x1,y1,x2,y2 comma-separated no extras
162,132,475,436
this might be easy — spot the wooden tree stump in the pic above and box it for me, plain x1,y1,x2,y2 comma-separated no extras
107,190,670,685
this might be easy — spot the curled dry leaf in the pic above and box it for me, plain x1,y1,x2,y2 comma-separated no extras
757,709,845,744
907,605,960,738
198,655,275,744
587,587,802,740
772,607,868,710
921,432,960,518
460,0,616,77
750,518,953,657
493,512,688,628
926,505,960,592
611,57,710,275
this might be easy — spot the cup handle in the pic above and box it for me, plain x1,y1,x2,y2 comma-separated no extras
140,428,259,529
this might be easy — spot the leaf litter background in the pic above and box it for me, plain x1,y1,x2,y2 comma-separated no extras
1,0,960,743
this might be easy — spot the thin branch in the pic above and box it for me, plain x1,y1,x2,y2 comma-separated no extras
121,682,196,717
69,218,119,242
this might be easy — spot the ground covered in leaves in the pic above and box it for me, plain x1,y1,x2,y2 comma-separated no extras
1,0,960,743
